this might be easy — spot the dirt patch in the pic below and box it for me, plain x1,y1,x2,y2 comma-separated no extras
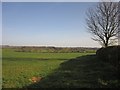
29,76,42,83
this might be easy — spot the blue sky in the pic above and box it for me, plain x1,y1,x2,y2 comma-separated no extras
2,2,101,47
1,0,119,2
0,2,2,46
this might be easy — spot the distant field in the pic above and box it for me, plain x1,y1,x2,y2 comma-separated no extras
2,48,119,88
2,48,91,59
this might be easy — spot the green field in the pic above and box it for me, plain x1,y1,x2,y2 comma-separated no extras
2,48,119,88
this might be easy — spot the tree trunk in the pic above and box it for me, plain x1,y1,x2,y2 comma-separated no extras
104,38,109,47
105,43,108,47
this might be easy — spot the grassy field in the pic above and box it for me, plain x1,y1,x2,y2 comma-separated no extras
2,48,119,88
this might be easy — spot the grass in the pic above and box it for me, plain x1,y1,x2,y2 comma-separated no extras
2,48,91,88
2,48,119,88
27,55,119,88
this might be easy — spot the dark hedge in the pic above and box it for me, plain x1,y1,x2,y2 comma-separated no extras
96,46,120,79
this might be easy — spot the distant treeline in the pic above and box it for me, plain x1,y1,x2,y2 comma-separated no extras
2,45,98,53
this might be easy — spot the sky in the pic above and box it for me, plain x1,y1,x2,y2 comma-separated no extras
2,2,102,47
1,0,119,2
0,1,2,46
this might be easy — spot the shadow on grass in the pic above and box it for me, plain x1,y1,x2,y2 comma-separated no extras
24,54,119,88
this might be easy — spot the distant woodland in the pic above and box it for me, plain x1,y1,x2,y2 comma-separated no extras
2,45,98,53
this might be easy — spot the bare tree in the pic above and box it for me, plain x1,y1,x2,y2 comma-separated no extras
86,1,119,47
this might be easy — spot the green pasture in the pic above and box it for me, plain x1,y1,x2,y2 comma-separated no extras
2,48,119,88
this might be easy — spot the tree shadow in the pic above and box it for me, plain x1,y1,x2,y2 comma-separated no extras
24,54,118,88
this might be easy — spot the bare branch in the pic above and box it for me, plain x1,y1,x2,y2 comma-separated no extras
86,1,119,47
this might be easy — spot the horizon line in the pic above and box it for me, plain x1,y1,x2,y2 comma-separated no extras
1,44,100,48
